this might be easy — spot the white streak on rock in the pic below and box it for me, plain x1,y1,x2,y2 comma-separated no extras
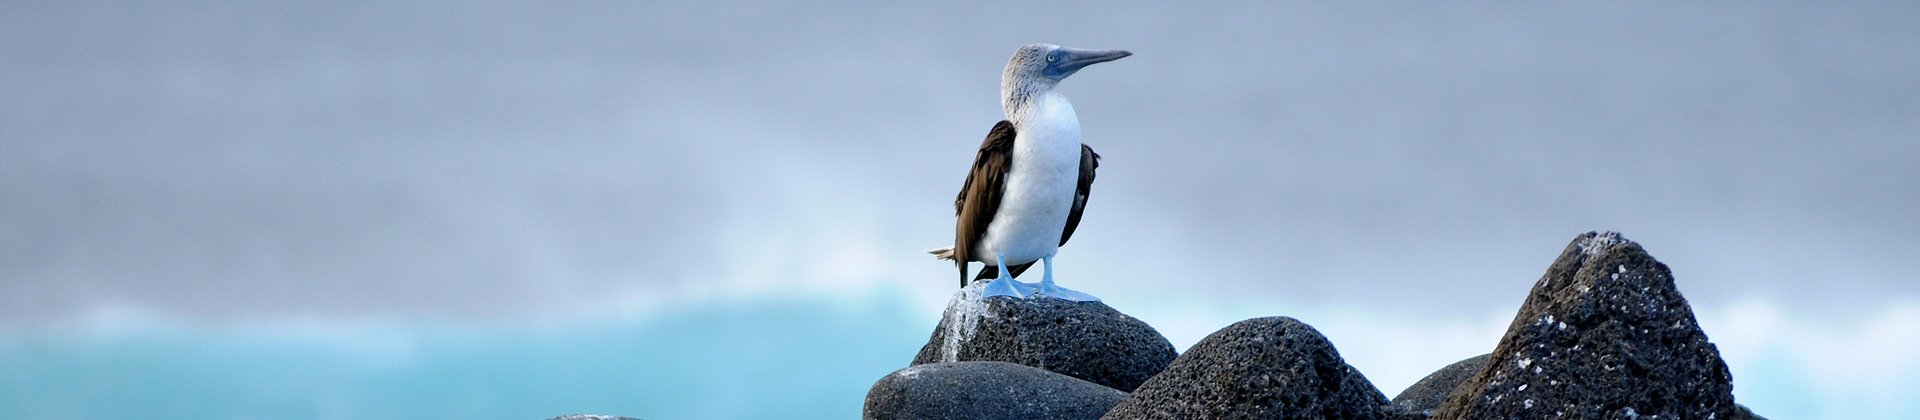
939,282,989,363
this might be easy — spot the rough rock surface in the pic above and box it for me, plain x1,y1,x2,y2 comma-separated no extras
910,280,1176,392
1103,316,1389,419
863,361,1126,420
1388,353,1489,419
1433,231,1737,419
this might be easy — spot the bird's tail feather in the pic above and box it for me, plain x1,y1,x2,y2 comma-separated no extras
927,246,956,261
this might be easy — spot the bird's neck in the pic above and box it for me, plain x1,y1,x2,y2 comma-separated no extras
1001,76,1059,125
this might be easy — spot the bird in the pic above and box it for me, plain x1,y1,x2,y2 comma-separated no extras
928,44,1130,301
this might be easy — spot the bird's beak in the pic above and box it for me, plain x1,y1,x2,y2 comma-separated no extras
1054,48,1133,74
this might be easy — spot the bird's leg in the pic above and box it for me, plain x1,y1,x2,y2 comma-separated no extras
981,251,1029,299
1034,255,1099,302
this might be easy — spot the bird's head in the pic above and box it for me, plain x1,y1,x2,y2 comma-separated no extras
1001,44,1130,117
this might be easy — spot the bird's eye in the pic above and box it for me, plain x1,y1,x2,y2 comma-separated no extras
1047,55,1056,62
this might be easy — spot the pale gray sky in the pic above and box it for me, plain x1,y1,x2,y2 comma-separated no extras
4,1,1916,325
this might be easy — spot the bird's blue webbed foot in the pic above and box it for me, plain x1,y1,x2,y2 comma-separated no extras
1036,283,1099,302
981,275,1028,299
1030,256,1099,301
981,252,1033,299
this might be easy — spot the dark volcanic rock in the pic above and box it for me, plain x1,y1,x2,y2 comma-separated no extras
911,280,1176,392
864,361,1126,420
1103,316,1389,420
1433,231,1737,419
1388,354,1489,419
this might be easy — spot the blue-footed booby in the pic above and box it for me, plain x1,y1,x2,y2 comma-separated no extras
929,44,1130,301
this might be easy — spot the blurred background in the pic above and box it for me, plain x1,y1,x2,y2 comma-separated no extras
3,1,1916,418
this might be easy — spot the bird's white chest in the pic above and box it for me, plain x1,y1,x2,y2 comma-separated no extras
977,94,1082,265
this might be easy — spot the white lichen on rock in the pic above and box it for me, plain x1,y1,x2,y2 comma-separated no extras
1577,231,1626,257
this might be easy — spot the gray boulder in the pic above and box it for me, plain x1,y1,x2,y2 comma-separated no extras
911,280,1176,392
1433,231,1738,419
1103,316,1390,419
864,361,1127,420
1387,354,1489,419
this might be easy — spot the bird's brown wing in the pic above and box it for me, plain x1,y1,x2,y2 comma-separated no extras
1059,143,1101,246
953,120,1017,286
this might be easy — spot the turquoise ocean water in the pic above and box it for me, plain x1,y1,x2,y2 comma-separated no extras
3,292,1909,419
